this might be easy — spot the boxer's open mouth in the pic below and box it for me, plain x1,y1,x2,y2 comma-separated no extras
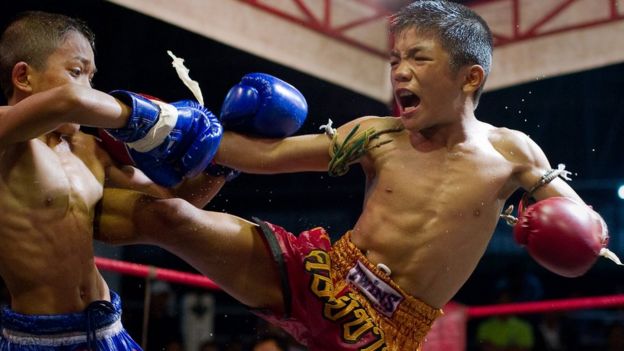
396,89,420,113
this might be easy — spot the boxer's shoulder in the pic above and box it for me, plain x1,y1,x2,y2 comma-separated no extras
487,126,538,165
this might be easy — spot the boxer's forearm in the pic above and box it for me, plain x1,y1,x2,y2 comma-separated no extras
0,84,130,147
215,131,330,174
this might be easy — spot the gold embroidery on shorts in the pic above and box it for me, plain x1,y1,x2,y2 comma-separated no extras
324,295,359,321
304,250,387,350
344,307,377,341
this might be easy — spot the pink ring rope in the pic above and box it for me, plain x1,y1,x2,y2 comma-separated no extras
94,256,624,317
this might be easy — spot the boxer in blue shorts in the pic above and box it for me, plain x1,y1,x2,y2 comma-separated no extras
0,11,228,350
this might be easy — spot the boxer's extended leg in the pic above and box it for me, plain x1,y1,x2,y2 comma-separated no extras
96,188,284,312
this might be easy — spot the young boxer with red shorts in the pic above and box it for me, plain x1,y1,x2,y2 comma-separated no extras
96,1,617,350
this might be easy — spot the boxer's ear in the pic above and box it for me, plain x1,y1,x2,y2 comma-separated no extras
462,64,485,95
12,62,33,94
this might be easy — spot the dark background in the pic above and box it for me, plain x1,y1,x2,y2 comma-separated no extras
2,0,624,349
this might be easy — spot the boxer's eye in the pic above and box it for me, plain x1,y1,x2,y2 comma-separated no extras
70,68,82,77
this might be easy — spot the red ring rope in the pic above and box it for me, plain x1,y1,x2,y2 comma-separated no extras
95,256,219,290
94,256,624,317
467,294,624,318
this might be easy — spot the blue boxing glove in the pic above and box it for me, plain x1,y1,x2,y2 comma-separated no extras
104,91,223,187
220,73,307,137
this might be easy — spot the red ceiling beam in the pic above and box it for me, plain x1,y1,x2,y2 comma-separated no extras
239,0,389,57
239,0,624,55
292,0,319,25
523,0,576,38
512,0,520,38
491,0,624,47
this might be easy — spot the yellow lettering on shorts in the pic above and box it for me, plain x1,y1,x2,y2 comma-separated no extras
309,273,334,299
304,250,331,272
343,307,376,342
304,250,387,350
324,295,360,321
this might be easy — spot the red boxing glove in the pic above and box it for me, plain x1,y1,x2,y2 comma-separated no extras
513,197,615,277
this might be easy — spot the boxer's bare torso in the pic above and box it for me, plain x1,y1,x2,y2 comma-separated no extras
0,130,110,314
350,116,522,307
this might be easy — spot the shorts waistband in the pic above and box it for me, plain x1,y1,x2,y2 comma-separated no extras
2,319,124,347
1,291,122,335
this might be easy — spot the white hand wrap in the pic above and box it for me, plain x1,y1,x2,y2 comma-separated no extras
126,100,179,153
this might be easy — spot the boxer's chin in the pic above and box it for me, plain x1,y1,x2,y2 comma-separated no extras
56,123,80,136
